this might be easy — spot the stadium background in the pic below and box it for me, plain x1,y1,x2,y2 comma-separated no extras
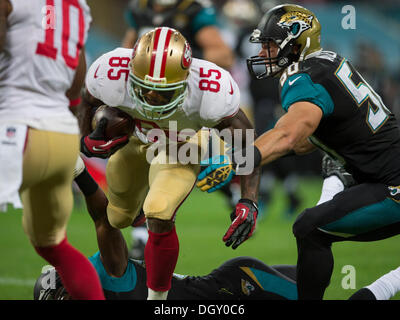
1,0,400,300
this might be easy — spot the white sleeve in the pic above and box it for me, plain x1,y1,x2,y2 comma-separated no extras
200,71,240,127
190,60,240,127
79,0,92,44
85,48,132,106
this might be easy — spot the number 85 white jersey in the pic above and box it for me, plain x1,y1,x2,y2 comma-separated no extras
0,0,91,134
86,48,240,143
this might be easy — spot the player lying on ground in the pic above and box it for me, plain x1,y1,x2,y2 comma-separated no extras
33,156,400,300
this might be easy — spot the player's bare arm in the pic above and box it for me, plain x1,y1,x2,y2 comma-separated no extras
195,26,234,71
216,109,260,202
0,0,11,51
293,136,317,155
76,89,104,136
87,188,129,277
255,101,322,167
67,48,87,115
75,166,129,277
122,27,138,49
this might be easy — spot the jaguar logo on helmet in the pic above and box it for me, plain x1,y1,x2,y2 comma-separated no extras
246,4,321,80
181,41,192,69
278,12,314,39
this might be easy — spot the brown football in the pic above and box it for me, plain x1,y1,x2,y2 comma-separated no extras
92,105,134,140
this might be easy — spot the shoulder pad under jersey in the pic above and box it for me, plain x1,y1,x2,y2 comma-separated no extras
85,47,133,107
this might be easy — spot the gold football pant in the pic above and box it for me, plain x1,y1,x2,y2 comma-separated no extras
20,128,79,247
106,130,209,228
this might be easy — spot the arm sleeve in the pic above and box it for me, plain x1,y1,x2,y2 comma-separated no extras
281,73,334,117
199,70,240,127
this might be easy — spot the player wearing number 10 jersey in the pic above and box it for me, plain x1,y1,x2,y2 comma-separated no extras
0,0,105,299
79,27,260,300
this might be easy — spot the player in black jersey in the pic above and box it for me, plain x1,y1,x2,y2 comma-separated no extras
33,158,400,300
197,4,400,300
34,163,298,300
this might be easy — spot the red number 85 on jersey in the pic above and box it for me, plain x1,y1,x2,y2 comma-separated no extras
199,67,221,93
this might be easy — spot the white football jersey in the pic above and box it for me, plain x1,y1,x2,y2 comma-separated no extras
0,0,92,134
85,48,240,144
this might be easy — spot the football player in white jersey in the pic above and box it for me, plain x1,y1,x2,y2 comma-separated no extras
79,27,260,300
0,0,104,299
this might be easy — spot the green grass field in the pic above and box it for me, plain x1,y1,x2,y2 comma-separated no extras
1,177,399,300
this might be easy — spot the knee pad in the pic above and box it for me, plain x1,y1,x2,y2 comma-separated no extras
107,202,136,229
292,208,316,239
143,192,173,221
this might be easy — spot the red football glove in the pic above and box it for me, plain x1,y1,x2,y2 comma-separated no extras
81,118,129,159
223,199,258,249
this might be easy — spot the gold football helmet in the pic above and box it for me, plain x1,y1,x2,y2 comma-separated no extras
247,4,321,79
128,27,192,120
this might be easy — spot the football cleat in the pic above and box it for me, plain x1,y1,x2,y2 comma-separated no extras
33,267,70,300
321,154,356,188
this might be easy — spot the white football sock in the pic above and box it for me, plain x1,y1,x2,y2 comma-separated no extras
317,175,344,205
147,288,169,300
366,266,400,300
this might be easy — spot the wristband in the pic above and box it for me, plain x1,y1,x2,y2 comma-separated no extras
69,97,81,107
74,169,99,196
233,145,262,174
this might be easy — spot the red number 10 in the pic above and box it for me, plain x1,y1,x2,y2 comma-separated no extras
36,0,85,70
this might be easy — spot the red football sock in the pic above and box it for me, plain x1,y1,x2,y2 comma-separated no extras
35,237,105,300
145,226,179,291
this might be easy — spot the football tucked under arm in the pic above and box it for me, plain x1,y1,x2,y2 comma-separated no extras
91,105,134,140
81,105,134,158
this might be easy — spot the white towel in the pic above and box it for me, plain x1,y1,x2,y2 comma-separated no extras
0,124,27,212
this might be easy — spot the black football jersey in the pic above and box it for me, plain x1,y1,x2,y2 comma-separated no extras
89,252,298,300
279,51,400,185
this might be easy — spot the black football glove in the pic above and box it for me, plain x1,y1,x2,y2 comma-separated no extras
223,198,258,249
81,118,129,159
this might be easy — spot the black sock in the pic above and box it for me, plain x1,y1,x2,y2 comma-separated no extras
348,288,377,300
74,169,99,196
296,230,334,300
